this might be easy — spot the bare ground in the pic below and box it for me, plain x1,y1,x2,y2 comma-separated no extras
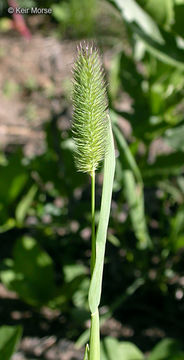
0,34,76,155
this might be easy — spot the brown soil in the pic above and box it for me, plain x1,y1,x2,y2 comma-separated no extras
0,34,76,156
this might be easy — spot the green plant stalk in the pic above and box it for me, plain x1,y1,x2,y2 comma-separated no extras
91,171,96,273
89,171,100,360
89,309,100,360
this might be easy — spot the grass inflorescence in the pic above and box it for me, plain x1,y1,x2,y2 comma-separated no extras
72,42,108,175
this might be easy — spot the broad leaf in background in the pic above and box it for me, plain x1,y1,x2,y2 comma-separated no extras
1,236,56,306
118,342,144,360
0,218,16,234
15,184,37,226
52,0,97,37
113,123,151,249
63,264,89,309
110,0,163,43
101,337,120,360
101,337,144,360
137,0,174,29
0,152,28,205
164,125,184,152
109,0,184,68
169,204,184,251
0,325,22,360
113,50,184,141
138,0,184,39
147,338,183,360
123,170,151,249
0,152,28,225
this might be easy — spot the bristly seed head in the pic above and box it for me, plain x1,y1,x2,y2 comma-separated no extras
72,42,108,175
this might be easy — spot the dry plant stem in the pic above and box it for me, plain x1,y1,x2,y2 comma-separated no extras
91,170,96,273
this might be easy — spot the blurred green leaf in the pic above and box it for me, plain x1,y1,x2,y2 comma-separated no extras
118,342,144,360
149,83,165,115
123,170,151,249
164,125,184,151
138,0,174,28
110,0,163,43
15,184,37,225
64,264,87,282
101,337,120,360
0,219,16,234
52,3,70,23
113,123,142,184
52,0,97,37
108,52,122,101
63,264,89,308
0,325,22,360
1,236,56,306
113,123,151,248
148,338,182,360
101,337,144,360
173,3,184,38
158,181,182,204
178,176,184,194
169,205,184,250
0,18,12,31
0,152,28,205
110,0,184,68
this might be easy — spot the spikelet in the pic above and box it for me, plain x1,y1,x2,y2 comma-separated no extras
72,42,108,175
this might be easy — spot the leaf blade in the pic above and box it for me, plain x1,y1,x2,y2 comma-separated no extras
15,184,37,225
88,118,115,313
83,344,89,360
0,325,22,360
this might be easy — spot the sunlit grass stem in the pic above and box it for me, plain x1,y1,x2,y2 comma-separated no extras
89,170,100,360
89,309,100,360
91,170,96,274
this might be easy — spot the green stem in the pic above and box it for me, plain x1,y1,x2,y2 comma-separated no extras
91,170,96,274
89,309,100,360
89,171,100,360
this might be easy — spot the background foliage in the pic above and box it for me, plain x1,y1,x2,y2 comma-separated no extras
0,0,184,359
